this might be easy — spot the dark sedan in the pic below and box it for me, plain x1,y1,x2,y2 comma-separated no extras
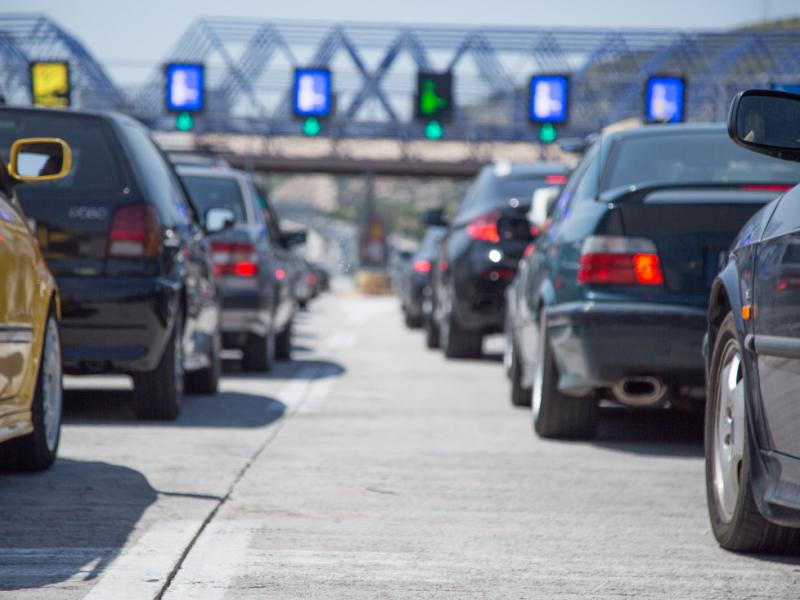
704,89,800,553
509,123,800,439
431,162,569,358
178,166,300,371
0,107,223,420
400,226,446,329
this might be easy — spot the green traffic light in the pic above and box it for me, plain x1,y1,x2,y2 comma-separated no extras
424,120,444,140
539,122,558,143
419,80,448,116
302,116,321,137
175,111,194,132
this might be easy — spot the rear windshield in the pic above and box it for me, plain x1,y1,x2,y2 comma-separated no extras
488,175,550,205
603,131,800,191
180,175,248,223
0,110,126,195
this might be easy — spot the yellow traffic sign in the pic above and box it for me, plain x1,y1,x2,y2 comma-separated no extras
30,62,71,108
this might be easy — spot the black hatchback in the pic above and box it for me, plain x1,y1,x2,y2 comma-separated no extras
431,162,569,359
0,107,223,420
510,123,800,439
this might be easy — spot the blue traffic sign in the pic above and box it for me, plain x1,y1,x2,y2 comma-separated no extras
645,76,685,123
529,75,569,123
293,68,332,118
165,63,204,112
770,82,800,95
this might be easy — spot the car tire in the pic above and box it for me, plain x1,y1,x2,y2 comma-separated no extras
424,316,440,349
242,331,275,372
276,319,292,361
441,309,482,359
404,312,422,329
705,312,800,553
532,313,598,439
186,327,222,393
134,310,184,421
510,341,532,407
0,307,62,471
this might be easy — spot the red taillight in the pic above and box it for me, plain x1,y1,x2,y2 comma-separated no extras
545,175,568,185
308,272,318,285
108,204,161,258
413,259,432,274
577,236,664,286
275,267,286,281
211,241,258,277
466,211,500,243
739,184,794,192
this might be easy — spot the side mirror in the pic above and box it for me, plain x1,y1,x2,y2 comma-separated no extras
282,229,307,248
728,89,800,162
204,207,235,234
8,138,72,183
497,215,535,243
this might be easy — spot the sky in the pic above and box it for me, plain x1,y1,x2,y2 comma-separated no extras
4,0,799,84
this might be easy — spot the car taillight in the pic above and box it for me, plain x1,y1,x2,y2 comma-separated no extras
466,211,500,243
413,259,432,274
108,204,161,258
211,241,258,277
577,236,664,286
275,267,286,281
545,175,568,185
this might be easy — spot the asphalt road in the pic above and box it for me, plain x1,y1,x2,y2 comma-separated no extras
2,286,799,599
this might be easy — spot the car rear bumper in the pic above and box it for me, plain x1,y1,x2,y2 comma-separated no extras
545,301,707,396
219,288,272,343
58,276,180,374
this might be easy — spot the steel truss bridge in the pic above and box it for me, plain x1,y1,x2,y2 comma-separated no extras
1,13,800,172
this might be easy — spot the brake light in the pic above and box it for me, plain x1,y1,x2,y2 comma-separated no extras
211,241,258,277
275,267,286,281
546,175,568,185
577,236,664,286
413,259,432,274
466,211,500,243
108,204,161,258
739,184,794,192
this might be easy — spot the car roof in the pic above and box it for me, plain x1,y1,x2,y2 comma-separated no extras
486,161,568,178
176,165,251,182
0,105,143,128
604,122,726,144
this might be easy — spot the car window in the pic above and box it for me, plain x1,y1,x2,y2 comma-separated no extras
0,110,127,196
181,175,248,224
603,131,800,191
121,122,193,224
551,143,599,222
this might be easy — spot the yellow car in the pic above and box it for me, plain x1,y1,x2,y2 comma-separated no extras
0,137,71,470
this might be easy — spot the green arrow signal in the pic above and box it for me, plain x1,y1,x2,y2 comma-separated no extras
539,123,557,144
424,120,444,140
420,80,448,116
302,116,321,137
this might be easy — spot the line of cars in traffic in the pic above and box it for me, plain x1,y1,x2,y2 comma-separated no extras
0,106,327,471
400,89,800,554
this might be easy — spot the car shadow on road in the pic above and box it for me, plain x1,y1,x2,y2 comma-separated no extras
223,358,345,381
64,389,286,429
0,458,156,591
591,408,704,458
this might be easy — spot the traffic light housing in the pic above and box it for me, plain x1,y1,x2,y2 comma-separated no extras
415,72,454,123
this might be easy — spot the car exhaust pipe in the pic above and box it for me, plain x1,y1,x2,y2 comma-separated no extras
612,376,666,407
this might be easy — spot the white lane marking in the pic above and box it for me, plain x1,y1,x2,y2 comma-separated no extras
161,523,253,600
80,367,320,599
82,520,202,600
298,376,338,414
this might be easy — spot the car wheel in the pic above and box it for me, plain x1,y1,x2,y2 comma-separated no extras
532,312,598,439
510,340,532,407
705,312,800,553
242,331,275,372
0,308,62,471
440,302,482,359
424,315,440,349
404,312,422,329
186,327,222,393
134,310,184,421
276,319,292,360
